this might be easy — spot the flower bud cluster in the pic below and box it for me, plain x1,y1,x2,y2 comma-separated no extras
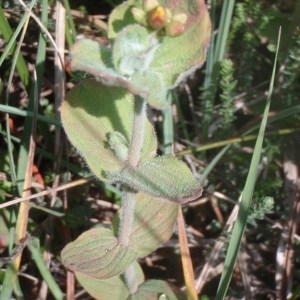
131,0,187,37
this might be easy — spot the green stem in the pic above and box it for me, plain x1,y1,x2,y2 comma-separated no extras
118,96,147,294
119,96,146,245
118,192,136,246
128,96,147,167
124,262,139,294
162,92,174,154
118,193,137,294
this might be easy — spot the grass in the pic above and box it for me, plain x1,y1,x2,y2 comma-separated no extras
216,27,281,299
0,0,300,299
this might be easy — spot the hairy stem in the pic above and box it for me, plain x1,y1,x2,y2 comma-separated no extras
118,193,138,294
118,96,147,293
124,262,139,294
118,192,136,246
128,96,147,167
118,96,146,245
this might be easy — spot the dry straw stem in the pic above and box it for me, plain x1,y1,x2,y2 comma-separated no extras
4,10,37,290
0,177,93,210
177,207,198,300
18,0,65,68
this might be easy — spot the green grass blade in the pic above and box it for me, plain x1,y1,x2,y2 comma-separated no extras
16,0,47,194
0,4,33,90
28,242,65,300
201,0,215,141
199,145,231,186
0,104,61,127
201,0,235,141
25,202,65,217
216,28,281,299
242,104,300,136
3,2,36,191
213,0,235,63
0,1,47,298
64,0,77,47
35,0,48,95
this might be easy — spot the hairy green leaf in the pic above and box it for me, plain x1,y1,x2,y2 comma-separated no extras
108,0,136,39
61,79,157,181
130,71,168,109
130,279,186,300
75,262,145,300
106,155,202,203
113,192,179,257
70,39,125,86
130,193,178,256
107,131,130,161
113,24,159,76
151,0,211,87
69,39,167,108
77,273,129,300
108,0,211,87
61,227,137,279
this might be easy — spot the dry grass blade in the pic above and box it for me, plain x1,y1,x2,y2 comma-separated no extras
13,67,38,268
52,3,73,299
0,177,93,209
17,0,65,67
178,207,198,300
0,4,37,295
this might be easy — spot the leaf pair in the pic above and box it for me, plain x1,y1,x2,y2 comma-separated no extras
61,193,178,279
76,274,185,300
61,80,202,203
70,26,168,109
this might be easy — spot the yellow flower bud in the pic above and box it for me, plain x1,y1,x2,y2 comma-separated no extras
147,6,168,29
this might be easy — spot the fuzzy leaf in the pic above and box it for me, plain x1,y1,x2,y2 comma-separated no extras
107,131,130,161
130,279,186,300
108,0,211,87
151,0,211,87
113,24,159,76
77,273,129,300
113,192,179,257
70,39,125,87
106,155,203,203
75,262,145,300
130,71,168,109
61,227,137,279
130,193,179,256
108,0,137,39
61,79,157,181
69,39,167,108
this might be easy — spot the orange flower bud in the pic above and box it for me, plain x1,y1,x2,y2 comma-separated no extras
147,6,168,29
